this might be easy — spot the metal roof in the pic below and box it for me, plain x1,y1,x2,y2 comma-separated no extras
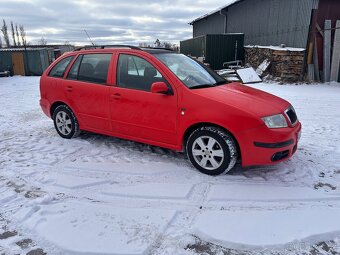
189,0,242,25
0,47,53,52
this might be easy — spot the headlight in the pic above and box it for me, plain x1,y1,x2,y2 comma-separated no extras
262,114,288,128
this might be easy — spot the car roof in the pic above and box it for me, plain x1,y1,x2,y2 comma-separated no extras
140,48,176,54
73,45,176,55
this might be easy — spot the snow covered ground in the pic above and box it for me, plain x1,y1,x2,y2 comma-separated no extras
1,76,340,255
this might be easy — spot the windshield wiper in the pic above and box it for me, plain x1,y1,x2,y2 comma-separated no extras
190,84,216,89
190,81,227,89
214,81,227,85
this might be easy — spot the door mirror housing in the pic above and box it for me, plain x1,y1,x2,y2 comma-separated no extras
151,82,171,94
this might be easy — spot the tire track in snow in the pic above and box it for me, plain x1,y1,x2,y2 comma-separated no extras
2,78,340,254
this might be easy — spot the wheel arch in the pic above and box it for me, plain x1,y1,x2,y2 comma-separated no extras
182,122,241,161
50,101,81,129
50,101,73,117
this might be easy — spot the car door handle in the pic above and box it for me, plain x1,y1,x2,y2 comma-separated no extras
111,93,121,100
66,86,73,92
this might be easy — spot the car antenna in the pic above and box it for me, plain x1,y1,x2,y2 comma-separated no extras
84,29,96,46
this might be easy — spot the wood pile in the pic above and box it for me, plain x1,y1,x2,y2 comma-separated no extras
245,46,305,82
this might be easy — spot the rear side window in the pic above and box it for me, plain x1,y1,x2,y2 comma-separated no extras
76,54,112,84
49,56,74,78
67,55,82,80
117,54,164,91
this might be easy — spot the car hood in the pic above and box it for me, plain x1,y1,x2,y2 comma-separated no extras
192,83,290,117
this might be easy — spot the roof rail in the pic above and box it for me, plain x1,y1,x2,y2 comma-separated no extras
74,45,97,51
141,47,174,51
101,45,141,50
74,45,142,51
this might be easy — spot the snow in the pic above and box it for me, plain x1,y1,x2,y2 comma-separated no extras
189,0,241,24
50,173,109,189
194,208,340,248
102,183,194,200
236,67,262,83
207,184,340,202
15,201,176,255
256,59,271,76
0,48,50,52
245,45,306,52
1,76,340,254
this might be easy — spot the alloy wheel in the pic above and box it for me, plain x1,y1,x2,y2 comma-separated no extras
191,136,224,170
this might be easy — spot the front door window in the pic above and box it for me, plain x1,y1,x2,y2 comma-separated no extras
117,54,165,91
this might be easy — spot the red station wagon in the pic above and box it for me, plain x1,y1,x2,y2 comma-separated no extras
40,45,301,175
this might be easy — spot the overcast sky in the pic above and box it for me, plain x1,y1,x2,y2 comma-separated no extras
0,0,233,46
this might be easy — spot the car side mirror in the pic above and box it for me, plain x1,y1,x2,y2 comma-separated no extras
151,82,171,95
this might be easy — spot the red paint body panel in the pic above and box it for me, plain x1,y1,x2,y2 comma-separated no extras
64,79,111,131
238,122,301,166
109,86,178,145
40,49,302,168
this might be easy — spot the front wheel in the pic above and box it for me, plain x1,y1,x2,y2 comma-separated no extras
186,126,238,175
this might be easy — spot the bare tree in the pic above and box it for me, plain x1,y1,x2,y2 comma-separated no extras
19,25,27,47
10,21,16,46
163,42,172,49
15,24,20,46
38,36,47,45
154,39,161,47
151,40,179,52
166,42,179,52
1,19,10,47
138,42,149,47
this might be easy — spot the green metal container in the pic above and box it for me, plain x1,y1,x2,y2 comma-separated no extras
0,51,12,71
0,48,52,76
180,34,244,70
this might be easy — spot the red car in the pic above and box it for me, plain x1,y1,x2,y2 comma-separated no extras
40,46,301,175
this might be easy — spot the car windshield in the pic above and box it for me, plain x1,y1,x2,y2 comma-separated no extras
154,53,226,89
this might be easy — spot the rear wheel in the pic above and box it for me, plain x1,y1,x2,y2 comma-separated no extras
186,126,238,175
52,105,80,139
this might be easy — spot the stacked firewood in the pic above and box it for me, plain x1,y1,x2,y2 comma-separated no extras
244,47,272,68
245,46,305,82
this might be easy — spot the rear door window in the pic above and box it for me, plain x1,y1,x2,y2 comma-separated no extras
49,56,74,78
67,55,83,80
77,54,112,84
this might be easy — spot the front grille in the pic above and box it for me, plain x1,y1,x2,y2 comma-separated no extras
285,107,298,125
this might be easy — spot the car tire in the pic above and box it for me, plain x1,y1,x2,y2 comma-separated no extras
186,126,238,175
52,105,80,139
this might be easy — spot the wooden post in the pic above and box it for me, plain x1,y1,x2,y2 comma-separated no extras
313,38,320,82
323,20,331,82
330,20,340,82
306,9,318,81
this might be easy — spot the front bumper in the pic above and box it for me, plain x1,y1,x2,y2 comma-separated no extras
238,122,302,167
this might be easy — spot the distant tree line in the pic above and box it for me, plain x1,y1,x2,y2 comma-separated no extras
0,19,27,48
139,39,179,52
